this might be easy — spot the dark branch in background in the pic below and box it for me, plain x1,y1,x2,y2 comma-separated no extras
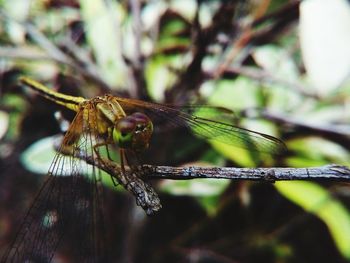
79,151,350,215
128,0,149,101
251,1,300,46
58,37,109,89
166,2,238,103
259,110,350,148
213,1,300,80
166,1,300,103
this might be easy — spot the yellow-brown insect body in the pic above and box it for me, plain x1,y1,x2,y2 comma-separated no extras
20,77,153,152
20,76,285,155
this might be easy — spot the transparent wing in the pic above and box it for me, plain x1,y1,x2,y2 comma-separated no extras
1,109,108,262
114,97,286,154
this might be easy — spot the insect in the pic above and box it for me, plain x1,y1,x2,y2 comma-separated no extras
1,77,285,262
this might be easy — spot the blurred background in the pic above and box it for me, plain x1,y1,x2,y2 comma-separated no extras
0,0,350,262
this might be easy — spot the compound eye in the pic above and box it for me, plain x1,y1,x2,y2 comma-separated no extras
131,112,150,127
116,117,136,135
131,112,149,123
113,117,136,148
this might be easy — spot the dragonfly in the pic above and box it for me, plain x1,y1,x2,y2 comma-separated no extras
1,77,285,262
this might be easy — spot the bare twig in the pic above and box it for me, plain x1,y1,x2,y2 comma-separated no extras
23,23,75,66
58,38,114,94
167,2,238,103
78,153,162,216
143,164,350,181
213,28,253,79
0,46,52,61
79,151,350,215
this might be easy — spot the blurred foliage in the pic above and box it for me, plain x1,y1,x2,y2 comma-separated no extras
0,0,350,262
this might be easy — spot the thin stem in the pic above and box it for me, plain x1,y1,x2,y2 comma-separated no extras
143,164,350,181
77,150,350,215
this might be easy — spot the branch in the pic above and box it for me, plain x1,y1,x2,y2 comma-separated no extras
78,149,350,216
142,164,350,181
258,110,350,150
0,46,52,60
167,2,238,102
79,153,162,216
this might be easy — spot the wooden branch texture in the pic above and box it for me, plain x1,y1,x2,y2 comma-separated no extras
81,150,350,214
143,164,350,181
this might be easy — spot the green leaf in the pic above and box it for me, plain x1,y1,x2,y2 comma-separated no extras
200,148,227,166
160,178,229,215
21,136,57,175
145,57,178,101
0,110,9,140
210,141,255,167
2,0,28,43
196,195,221,216
207,77,260,111
276,181,350,260
20,136,118,189
253,45,303,111
1,94,26,140
253,45,299,81
209,119,280,167
286,137,350,167
79,0,127,87
145,58,170,101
